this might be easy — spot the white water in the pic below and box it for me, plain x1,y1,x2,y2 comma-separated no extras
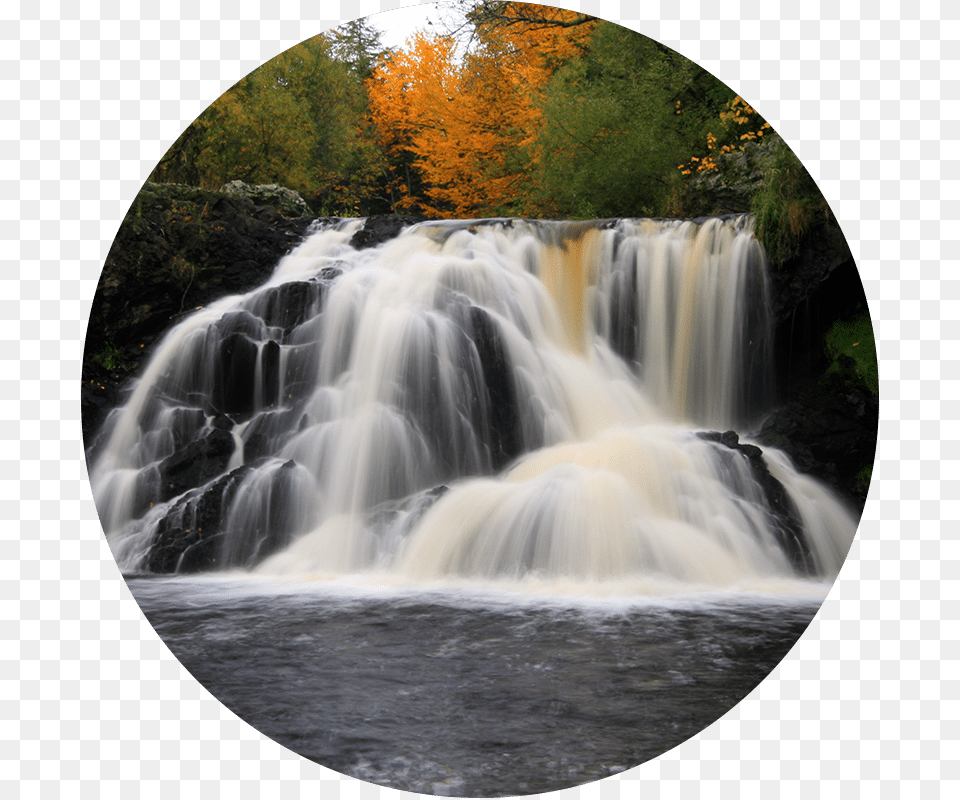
89,216,857,591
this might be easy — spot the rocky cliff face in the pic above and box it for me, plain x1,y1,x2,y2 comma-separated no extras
82,183,429,448
757,217,876,513
82,183,320,446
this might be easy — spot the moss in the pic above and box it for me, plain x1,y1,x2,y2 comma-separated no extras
824,311,879,395
751,137,831,268
91,342,124,371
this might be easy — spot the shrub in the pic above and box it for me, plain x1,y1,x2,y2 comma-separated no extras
751,137,831,268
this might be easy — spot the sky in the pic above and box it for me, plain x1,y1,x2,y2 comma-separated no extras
359,1,463,50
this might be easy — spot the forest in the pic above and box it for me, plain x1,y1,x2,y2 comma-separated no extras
147,2,827,262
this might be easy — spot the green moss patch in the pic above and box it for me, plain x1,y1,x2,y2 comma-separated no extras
824,311,878,395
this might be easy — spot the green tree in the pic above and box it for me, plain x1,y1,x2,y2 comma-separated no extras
192,65,316,190
529,22,734,218
330,17,393,80
150,33,390,214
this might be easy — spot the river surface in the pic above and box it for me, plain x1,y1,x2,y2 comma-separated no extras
130,576,824,795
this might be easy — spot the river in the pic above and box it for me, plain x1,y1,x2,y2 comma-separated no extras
132,575,825,795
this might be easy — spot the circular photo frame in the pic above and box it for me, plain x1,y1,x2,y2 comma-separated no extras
82,3,877,795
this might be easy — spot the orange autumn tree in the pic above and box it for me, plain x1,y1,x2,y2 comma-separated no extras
367,6,594,218
367,33,461,215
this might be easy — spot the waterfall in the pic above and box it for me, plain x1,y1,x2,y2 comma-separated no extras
88,216,856,589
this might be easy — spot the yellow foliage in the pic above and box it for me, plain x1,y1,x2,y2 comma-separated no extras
677,94,770,176
368,5,593,217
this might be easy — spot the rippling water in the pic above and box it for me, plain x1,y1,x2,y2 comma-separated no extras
131,577,823,795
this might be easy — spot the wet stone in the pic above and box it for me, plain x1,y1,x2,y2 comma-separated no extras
148,465,251,573
157,427,235,503
696,430,810,574
213,332,259,416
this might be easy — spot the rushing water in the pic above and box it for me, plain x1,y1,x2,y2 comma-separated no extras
88,215,859,793
132,576,826,795
89,216,856,586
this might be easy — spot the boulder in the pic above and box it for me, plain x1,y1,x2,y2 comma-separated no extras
366,485,450,541
756,372,878,511
156,427,235,503
349,214,426,250
219,180,312,217
147,464,251,573
696,430,811,574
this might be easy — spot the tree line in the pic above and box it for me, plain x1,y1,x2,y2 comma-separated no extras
149,2,820,230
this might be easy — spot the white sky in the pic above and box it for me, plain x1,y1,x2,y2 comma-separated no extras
359,2,462,50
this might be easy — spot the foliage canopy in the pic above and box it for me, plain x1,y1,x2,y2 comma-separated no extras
148,1,832,244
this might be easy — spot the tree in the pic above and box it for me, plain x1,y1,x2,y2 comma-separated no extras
329,17,393,81
367,6,594,217
194,67,317,190
457,1,596,35
149,7,777,222
527,21,738,218
367,32,460,215
149,33,390,215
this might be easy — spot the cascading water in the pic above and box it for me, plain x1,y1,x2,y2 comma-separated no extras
89,215,856,590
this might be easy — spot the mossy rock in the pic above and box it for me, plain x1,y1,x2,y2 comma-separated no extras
219,180,311,218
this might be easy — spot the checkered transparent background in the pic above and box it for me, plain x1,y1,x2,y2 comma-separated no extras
4,0,956,796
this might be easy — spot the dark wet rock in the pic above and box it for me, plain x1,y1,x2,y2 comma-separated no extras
208,411,235,431
466,306,525,471
282,341,322,404
697,430,811,574
349,215,426,250
261,340,281,409
218,459,315,569
254,269,341,337
605,265,639,365
768,224,865,405
259,281,318,332
367,485,450,540
148,464,251,573
756,223,874,513
156,426,235,503
161,406,208,452
212,333,260,417
241,407,305,464
756,372,878,511
769,221,856,327
215,309,264,340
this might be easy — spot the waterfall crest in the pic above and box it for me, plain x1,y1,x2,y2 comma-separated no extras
88,216,856,589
